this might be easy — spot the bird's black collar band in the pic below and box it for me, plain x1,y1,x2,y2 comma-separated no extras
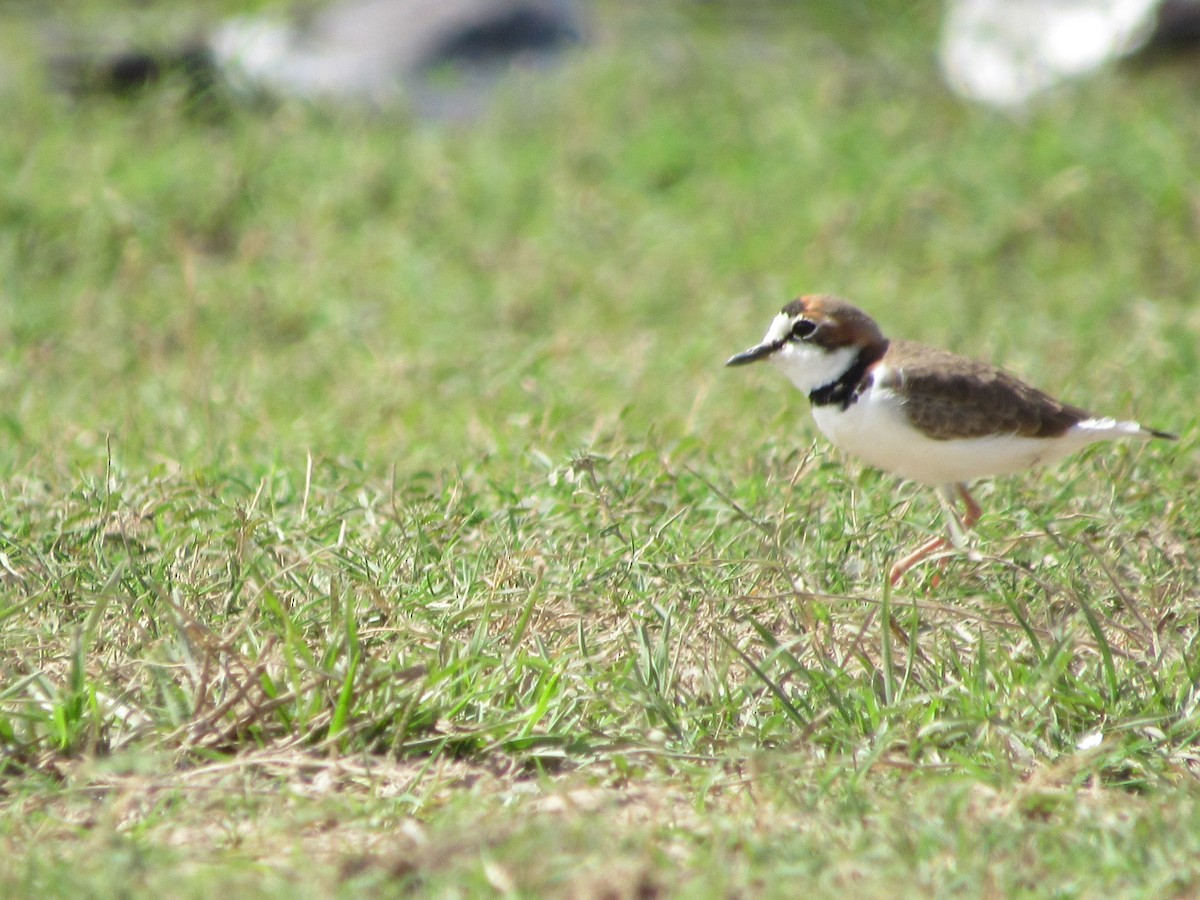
808,343,887,411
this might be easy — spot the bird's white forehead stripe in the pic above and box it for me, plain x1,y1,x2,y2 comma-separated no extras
763,312,794,343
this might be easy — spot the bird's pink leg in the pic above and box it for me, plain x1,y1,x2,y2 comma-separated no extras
956,483,981,530
889,534,949,586
889,483,981,586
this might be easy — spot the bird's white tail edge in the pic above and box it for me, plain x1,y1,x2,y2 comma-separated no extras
1075,417,1176,441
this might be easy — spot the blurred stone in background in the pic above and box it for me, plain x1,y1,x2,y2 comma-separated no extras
52,0,586,119
941,0,1200,108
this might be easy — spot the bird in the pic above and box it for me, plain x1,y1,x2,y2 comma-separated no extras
726,294,1176,585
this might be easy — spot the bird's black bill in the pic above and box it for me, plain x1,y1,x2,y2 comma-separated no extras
725,341,780,367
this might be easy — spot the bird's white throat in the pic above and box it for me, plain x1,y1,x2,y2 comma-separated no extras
769,341,861,396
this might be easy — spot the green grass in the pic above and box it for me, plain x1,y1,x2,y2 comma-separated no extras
2,0,1200,895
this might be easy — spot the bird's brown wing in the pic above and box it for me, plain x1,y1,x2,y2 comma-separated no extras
879,340,1092,440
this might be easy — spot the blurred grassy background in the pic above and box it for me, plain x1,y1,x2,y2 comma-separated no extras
2,0,1199,895
2,0,1194,477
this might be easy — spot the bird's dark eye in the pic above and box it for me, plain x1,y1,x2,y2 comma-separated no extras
789,318,816,340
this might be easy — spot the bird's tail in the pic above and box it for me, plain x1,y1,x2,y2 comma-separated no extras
1077,417,1176,441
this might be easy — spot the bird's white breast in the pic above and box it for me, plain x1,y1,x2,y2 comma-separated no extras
809,363,1117,486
